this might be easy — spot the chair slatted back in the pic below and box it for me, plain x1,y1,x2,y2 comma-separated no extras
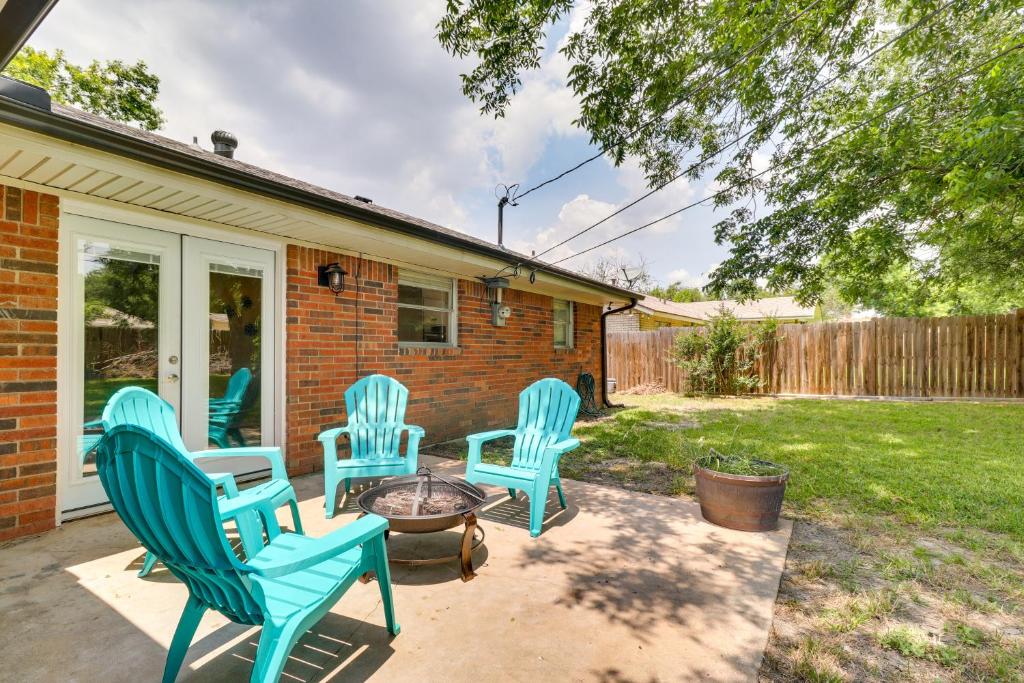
223,367,252,404
101,387,188,453
344,374,410,459
95,424,264,625
511,378,581,471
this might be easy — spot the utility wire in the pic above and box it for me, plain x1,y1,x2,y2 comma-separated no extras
547,42,1024,266
511,0,829,202
530,0,960,261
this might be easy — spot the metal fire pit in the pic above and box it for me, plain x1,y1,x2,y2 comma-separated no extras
357,467,487,581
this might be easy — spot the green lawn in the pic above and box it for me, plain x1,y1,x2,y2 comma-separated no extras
426,394,1024,681
569,396,1024,539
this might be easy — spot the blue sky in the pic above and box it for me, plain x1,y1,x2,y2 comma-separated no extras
30,0,737,288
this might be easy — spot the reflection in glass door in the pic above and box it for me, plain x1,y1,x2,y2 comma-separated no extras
182,237,276,477
62,215,181,514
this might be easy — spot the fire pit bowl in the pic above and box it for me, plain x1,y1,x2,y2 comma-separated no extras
356,467,488,581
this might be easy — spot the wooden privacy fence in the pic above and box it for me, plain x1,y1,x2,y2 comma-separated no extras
607,310,1024,398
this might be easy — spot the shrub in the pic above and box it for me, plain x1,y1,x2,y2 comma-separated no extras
671,309,780,394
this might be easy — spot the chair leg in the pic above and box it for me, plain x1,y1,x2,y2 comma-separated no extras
287,496,304,535
528,488,546,538
250,618,305,683
344,478,352,494
138,551,159,578
325,479,337,520
555,480,567,509
162,594,207,683
372,535,401,636
507,488,517,500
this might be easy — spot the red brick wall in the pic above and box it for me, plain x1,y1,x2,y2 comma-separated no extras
0,185,59,541
285,245,602,474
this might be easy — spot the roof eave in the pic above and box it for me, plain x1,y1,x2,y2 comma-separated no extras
0,94,635,302
0,0,59,69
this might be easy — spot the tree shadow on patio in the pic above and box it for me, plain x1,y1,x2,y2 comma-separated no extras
511,478,790,679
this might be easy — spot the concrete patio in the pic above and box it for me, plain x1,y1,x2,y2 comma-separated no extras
1,456,791,682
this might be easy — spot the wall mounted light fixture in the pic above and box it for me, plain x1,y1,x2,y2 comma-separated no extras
317,263,347,294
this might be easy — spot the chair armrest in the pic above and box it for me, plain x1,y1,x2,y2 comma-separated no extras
190,446,287,481
466,429,516,444
404,425,425,437
244,514,389,578
209,472,240,498
317,426,351,443
318,426,352,466
465,429,516,468
540,438,581,473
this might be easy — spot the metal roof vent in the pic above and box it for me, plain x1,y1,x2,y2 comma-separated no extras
211,130,238,158
354,195,373,204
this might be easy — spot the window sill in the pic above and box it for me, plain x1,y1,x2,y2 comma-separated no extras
398,345,463,357
553,346,577,353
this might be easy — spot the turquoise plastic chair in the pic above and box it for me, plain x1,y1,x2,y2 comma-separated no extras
318,375,425,518
465,378,581,537
94,423,399,683
101,387,303,577
209,367,252,448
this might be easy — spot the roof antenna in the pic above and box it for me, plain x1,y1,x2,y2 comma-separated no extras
495,183,519,248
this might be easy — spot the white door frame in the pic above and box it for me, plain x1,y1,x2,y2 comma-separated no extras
56,198,288,522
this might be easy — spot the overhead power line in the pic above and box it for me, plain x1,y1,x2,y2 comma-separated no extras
511,0,828,202
529,0,959,261
546,42,1023,267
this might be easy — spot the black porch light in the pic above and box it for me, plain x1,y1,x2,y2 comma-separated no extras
317,262,347,294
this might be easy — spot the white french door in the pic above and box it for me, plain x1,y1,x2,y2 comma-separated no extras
60,216,278,518
181,236,276,476
60,215,182,514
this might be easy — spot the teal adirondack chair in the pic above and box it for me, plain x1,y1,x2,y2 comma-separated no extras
94,423,399,683
318,375,424,518
465,378,581,537
101,387,303,577
209,367,252,448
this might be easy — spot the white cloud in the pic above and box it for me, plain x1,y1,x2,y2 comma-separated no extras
665,268,707,287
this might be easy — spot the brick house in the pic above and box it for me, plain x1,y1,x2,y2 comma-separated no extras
0,79,634,541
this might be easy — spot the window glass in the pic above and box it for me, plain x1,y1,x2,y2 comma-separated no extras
397,284,450,309
80,245,160,476
553,299,573,348
397,273,455,345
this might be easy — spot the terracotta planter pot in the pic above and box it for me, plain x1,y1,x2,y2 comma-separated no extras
693,456,789,532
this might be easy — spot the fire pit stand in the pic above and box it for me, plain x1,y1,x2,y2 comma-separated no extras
356,467,488,582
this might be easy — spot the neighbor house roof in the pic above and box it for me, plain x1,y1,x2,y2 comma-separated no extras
635,295,815,322
0,87,636,303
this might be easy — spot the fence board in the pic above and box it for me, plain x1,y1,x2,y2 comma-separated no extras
606,310,1024,399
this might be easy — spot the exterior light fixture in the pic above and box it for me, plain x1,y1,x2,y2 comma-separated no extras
317,263,347,294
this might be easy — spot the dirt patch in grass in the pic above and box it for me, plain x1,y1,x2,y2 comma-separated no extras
763,514,1024,682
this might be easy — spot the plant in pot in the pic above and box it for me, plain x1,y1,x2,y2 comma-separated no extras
691,447,789,532
673,311,789,530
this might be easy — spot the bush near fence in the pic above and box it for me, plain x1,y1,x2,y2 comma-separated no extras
607,310,1024,398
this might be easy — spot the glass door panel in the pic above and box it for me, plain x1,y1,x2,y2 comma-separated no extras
182,237,276,477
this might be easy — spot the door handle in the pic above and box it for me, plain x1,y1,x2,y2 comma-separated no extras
166,373,179,383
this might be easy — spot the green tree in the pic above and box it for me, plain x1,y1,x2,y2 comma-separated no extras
438,1,1024,315
4,46,163,130
671,310,778,394
647,281,706,302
